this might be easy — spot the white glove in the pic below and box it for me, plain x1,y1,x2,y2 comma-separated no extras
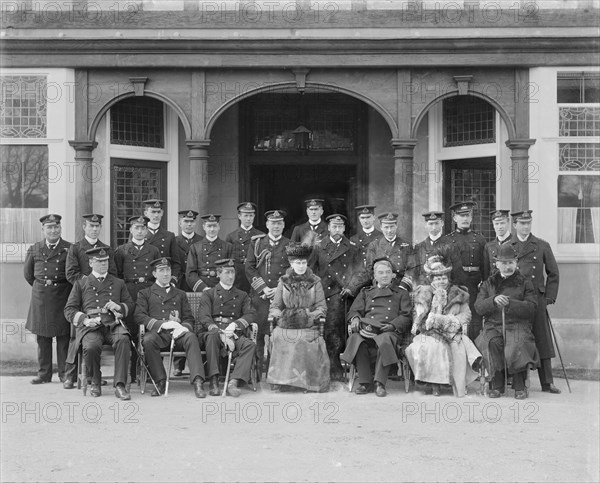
158,320,179,332
220,333,235,352
224,322,237,339
172,325,189,340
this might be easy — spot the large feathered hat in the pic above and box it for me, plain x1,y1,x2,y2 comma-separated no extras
285,243,313,260
423,247,453,277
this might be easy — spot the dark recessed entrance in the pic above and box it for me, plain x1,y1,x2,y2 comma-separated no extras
239,92,367,233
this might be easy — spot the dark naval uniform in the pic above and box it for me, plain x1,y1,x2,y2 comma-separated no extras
186,237,234,292
66,238,117,284
365,236,415,291
314,236,367,379
135,283,206,384
145,226,182,280
291,220,328,244
196,283,257,384
340,283,412,387
114,241,161,331
442,228,486,339
245,234,291,366
175,232,203,292
24,238,72,382
225,226,264,293
511,233,559,387
350,227,381,268
483,236,512,280
64,273,134,387
412,236,465,287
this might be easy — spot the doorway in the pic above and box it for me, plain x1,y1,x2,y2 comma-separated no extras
443,157,496,239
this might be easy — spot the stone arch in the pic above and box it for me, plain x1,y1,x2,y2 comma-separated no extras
410,90,517,141
204,81,398,140
87,90,192,142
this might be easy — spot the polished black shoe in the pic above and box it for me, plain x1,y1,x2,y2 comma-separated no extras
193,378,206,398
542,383,561,394
90,384,101,397
374,382,387,397
488,389,502,398
30,376,50,385
355,383,371,395
227,379,241,397
431,384,441,397
63,380,75,390
151,380,166,397
514,390,527,400
87,378,109,386
209,376,220,396
115,384,131,400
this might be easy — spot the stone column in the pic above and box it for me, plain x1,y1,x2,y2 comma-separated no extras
68,140,97,224
391,138,418,240
186,140,211,215
505,139,536,211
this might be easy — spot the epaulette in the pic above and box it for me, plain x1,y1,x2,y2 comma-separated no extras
251,234,267,241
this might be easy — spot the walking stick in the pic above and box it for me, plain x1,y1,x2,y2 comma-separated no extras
116,317,161,395
165,335,175,397
501,307,508,395
222,350,233,397
547,309,572,393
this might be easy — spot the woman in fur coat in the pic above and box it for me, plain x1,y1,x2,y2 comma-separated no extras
267,243,329,392
405,253,482,397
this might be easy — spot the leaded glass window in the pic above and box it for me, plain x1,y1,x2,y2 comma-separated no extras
443,96,495,147
0,75,47,138
110,97,165,148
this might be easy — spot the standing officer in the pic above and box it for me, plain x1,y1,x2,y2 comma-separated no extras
64,247,135,399
350,205,381,268
314,214,366,381
412,211,464,287
442,201,486,340
197,259,257,397
135,257,206,398
245,210,291,373
173,209,202,375
24,214,72,384
186,214,233,292
63,213,116,389
144,199,181,285
291,198,328,244
510,210,561,394
365,213,414,291
483,209,513,280
341,258,412,397
174,210,203,292
225,202,264,293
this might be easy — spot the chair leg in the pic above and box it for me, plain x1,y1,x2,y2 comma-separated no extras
140,358,147,394
402,360,411,393
524,363,532,398
250,352,257,391
165,354,172,397
76,352,82,390
81,353,87,396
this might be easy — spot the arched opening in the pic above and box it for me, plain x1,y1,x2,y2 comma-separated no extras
414,94,513,240
208,88,394,236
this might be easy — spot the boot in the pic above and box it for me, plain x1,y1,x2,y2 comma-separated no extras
209,375,220,396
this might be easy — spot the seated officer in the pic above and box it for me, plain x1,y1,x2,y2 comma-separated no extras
340,258,412,397
64,247,135,399
197,259,257,397
135,257,206,398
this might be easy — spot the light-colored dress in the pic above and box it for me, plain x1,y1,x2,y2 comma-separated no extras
405,284,482,397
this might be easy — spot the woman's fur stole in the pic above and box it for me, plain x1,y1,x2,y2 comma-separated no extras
412,284,470,342
279,268,320,330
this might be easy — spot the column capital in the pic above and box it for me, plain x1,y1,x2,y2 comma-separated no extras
68,140,97,152
505,139,536,150
186,139,211,151
390,138,418,150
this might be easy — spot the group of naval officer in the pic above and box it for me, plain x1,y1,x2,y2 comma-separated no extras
24,195,562,399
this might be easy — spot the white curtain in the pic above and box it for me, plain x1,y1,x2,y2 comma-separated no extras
591,208,600,244
557,207,578,243
0,208,46,243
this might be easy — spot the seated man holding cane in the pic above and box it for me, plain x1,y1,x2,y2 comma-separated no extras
197,259,257,397
64,247,135,399
135,257,207,398
475,244,539,399
341,257,412,397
